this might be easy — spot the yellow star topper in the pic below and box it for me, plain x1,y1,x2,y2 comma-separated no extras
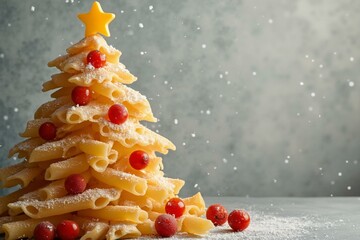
78,1,115,37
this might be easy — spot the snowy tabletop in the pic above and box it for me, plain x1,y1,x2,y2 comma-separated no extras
166,197,360,240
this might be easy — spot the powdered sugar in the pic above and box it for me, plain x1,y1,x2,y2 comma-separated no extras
141,211,338,239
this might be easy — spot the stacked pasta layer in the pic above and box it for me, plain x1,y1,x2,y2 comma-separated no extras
0,35,213,239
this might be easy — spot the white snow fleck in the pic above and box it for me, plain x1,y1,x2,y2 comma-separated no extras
149,5,153,10
252,71,257,76
330,181,335,185
3,115,8,121
14,108,18,112
347,186,352,190
139,23,144,28
319,64,323,68
287,155,291,159
194,183,198,188
206,109,211,115
219,74,223,79
233,166,237,171
202,44,207,49
222,158,228,163
273,179,278,183
182,142,186,146
349,81,354,87
164,80,168,85
311,92,316,97
225,71,229,75
305,55,309,58
311,59,315,62
350,57,354,62
308,106,313,111
174,119,178,125
7,23,11,27
191,133,196,138
0,53,4,58
338,172,342,177
300,82,304,86
31,6,35,12
206,140,210,144
284,159,289,164
268,19,273,24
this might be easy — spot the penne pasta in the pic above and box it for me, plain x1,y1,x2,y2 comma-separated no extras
78,205,148,223
45,154,88,180
8,188,120,219
106,223,141,240
91,168,147,196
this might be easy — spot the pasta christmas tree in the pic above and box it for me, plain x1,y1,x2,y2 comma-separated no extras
0,2,214,240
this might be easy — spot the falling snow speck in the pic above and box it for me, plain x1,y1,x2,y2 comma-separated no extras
7,23,11,27
330,181,335,185
202,44,206,49
222,158,228,163
350,57,354,62
311,92,316,97
284,159,289,164
300,82,304,86
347,186,352,190
338,172,342,177
0,53,4,58
206,110,211,115
219,74,223,79
273,179,277,183
233,166,237,171
308,106,313,111
194,184,198,188
31,6,35,12
268,19,273,24
14,108,18,112
139,23,144,28
349,81,354,87
174,119,178,125
191,133,196,138
252,71,257,76
149,5,153,10
305,55,309,58
3,115,8,121
182,142,186,146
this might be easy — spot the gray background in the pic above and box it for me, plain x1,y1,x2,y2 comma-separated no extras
0,0,359,197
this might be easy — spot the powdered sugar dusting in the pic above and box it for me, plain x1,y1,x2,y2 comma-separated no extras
141,211,339,239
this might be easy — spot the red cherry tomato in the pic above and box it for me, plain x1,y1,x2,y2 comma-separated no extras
129,150,150,170
108,104,128,124
39,122,56,141
71,86,91,106
155,214,177,237
87,50,106,68
33,221,56,240
228,209,250,232
64,174,87,195
165,198,186,218
206,204,228,226
56,220,80,240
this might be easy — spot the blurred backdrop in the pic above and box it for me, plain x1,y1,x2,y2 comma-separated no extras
0,0,359,197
